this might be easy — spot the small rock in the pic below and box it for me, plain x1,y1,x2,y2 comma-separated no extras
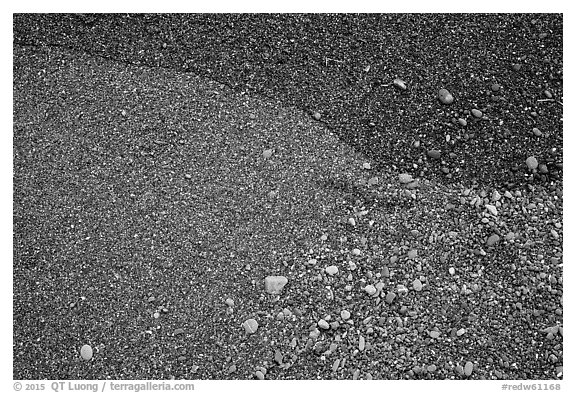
153,312,160,319
512,63,521,71
449,267,455,275
274,349,283,365
382,266,390,278
228,364,237,373
385,292,396,304
427,149,441,159
399,173,414,184
184,174,192,179
429,330,440,339
408,249,418,259
320,234,328,241
491,83,501,92
80,344,93,361
438,88,454,104
318,319,330,330
255,370,265,380
485,204,498,216
471,109,483,118
174,328,185,336
359,336,365,351
313,112,321,121
487,234,501,246
225,298,235,307
393,78,407,90
362,162,372,170
492,190,501,201
457,328,466,336
544,90,553,99
364,285,377,296
464,361,474,376
412,279,423,292
532,128,543,137
348,217,356,226
263,149,273,159
526,156,538,170
264,276,288,294
341,310,351,320
325,265,339,276
427,364,437,372
458,118,467,127
332,358,341,372
368,176,379,186
352,248,361,256
242,319,259,334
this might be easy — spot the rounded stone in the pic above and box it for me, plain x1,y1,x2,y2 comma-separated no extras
80,344,93,361
242,319,259,334
341,310,351,320
318,319,330,330
526,156,538,170
364,285,377,296
427,149,441,159
413,279,423,292
471,109,483,118
313,112,321,121
438,88,454,104
225,298,235,307
263,149,273,159
264,276,288,294
325,265,339,276
393,78,407,90
487,234,501,246
464,361,474,376
255,370,265,380
399,173,414,184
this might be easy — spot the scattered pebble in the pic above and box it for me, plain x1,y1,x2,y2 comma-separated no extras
464,361,474,376
364,285,377,296
225,298,234,307
325,265,339,276
532,128,542,137
485,204,498,216
471,109,483,118
359,335,365,351
242,319,259,334
174,328,185,336
491,83,501,92
352,248,361,256
320,234,328,241
393,78,407,90
263,149,273,159
458,118,467,127
526,156,538,170
362,162,371,170
487,234,501,246
449,267,455,275
255,370,265,380
429,330,440,339
318,319,330,330
80,344,93,361
313,112,321,121
341,310,351,320
412,279,423,292
457,328,466,336
438,88,454,104
408,249,418,259
385,292,396,304
264,276,288,294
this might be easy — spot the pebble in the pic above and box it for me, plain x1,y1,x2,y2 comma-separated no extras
412,279,423,292
184,174,192,179
449,267,455,275
532,128,543,137
464,361,474,376
332,359,341,372
544,90,553,98
458,118,467,127
348,217,356,226
385,292,396,304
228,364,237,373
225,298,235,307
274,349,283,365
491,83,501,92
313,112,321,121
80,344,93,361
264,276,288,294
438,88,454,104
363,162,372,170
526,156,538,170
393,78,407,90
174,328,185,336
408,249,418,259
512,63,521,71
341,310,351,320
153,312,160,319
320,234,328,241
487,234,500,246
368,176,379,186
382,266,390,278
242,319,259,334
399,173,414,184
471,109,483,118
318,319,330,330
485,204,498,216
427,149,441,159
255,370,265,380
263,149,273,159
364,285,377,296
359,336,365,351
352,248,361,256
325,265,339,276
429,330,440,339
492,190,501,201
457,328,466,336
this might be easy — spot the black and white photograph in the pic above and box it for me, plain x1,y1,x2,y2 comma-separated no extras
11,6,566,390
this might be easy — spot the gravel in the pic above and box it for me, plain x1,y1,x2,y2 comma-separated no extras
13,14,562,381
